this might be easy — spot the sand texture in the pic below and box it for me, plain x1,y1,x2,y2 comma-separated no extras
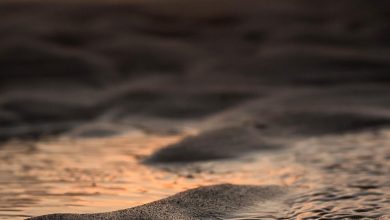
0,0,389,219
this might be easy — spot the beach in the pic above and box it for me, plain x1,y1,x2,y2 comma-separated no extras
0,0,389,219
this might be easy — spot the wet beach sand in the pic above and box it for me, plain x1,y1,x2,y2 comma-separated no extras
0,0,389,219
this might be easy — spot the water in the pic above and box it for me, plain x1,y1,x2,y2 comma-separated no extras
0,129,389,219
226,130,390,220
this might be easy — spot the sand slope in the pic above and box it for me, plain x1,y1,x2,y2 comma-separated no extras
28,184,286,220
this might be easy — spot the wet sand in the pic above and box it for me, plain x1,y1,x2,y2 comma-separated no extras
0,0,389,219
2,129,389,219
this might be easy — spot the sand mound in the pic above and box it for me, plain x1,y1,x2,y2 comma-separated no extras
29,184,286,220
147,125,279,163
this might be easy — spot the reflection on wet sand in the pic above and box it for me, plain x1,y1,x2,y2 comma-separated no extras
0,132,184,219
1,129,389,219
0,130,305,219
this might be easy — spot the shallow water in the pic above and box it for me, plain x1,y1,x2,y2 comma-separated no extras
0,132,186,219
1,0,390,219
225,130,390,220
0,130,301,219
1,129,389,219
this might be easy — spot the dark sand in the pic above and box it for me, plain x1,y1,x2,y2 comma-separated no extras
0,0,389,219
146,125,280,163
29,184,286,220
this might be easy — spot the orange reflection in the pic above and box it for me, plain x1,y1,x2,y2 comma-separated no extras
0,131,307,219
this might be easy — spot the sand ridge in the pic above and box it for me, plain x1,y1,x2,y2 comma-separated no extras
29,184,286,220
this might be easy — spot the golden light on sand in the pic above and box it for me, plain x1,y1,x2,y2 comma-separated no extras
0,131,309,219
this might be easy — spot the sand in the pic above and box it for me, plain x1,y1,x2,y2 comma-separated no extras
29,184,286,220
0,0,389,219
